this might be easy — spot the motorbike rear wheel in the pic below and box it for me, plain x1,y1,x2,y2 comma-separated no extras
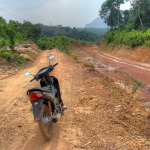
38,103,53,140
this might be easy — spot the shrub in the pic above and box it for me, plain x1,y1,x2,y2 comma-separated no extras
0,48,27,64
0,38,7,48
104,28,150,48
37,35,91,51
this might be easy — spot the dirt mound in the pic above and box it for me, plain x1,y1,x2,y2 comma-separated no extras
0,43,40,80
14,43,39,59
100,42,150,63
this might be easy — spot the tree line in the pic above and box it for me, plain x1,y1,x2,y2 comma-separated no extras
0,16,103,64
99,0,150,31
0,16,103,50
99,0,150,48
39,24,102,43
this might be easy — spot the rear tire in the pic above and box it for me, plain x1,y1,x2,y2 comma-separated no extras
38,103,53,141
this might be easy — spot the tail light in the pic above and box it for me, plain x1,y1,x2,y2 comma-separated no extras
28,92,43,100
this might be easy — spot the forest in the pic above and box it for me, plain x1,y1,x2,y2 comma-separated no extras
99,0,150,47
0,16,104,64
0,17,102,50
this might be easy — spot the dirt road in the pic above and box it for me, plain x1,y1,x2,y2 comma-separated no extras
0,48,150,150
76,46,150,87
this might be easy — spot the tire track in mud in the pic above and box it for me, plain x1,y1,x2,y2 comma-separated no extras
97,53,150,71
78,48,150,85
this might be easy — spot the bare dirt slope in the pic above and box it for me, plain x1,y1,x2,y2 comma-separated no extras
0,48,150,150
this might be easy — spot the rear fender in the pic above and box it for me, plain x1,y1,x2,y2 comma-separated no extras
31,99,43,122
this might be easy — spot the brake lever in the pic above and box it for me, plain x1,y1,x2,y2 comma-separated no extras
30,78,35,82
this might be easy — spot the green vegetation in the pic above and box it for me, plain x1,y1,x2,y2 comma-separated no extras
96,77,108,83
78,28,108,35
0,16,103,65
39,25,102,44
0,17,42,65
64,50,80,60
84,64,95,69
99,0,150,48
0,48,27,64
37,35,92,51
132,80,142,93
111,91,123,98
104,29,150,48
0,18,42,49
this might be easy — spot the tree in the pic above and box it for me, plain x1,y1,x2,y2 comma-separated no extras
99,0,125,29
6,24,16,50
0,17,7,38
131,0,150,30
22,21,42,42
122,10,130,24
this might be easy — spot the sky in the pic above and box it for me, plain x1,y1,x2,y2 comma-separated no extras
0,0,131,27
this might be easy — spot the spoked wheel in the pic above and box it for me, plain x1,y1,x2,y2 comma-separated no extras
38,104,53,141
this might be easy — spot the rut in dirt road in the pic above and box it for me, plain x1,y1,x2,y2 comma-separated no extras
0,48,150,150
77,47,150,86
75,46,150,100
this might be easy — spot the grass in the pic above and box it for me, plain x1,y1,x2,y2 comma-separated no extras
136,115,146,121
96,77,108,83
111,91,123,98
73,56,80,60
64,50,80,60
84,64,94,69
132,80,143,93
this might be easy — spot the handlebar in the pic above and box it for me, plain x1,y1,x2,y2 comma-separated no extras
53,63,58,68
29,63,59,82
30,78,35,82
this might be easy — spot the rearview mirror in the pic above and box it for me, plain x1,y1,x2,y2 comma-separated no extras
49,55,55,60
24,72,31,77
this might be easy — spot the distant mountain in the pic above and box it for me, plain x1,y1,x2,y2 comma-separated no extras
85,17,108,28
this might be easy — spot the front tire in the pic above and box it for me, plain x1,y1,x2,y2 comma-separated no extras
38,103,53,140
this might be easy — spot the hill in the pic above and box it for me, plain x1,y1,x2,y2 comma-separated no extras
85,17,108,28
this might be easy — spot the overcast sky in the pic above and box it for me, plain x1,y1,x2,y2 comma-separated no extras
0,0,131,27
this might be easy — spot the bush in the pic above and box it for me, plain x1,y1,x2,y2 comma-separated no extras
0,49,27,64
37,35,92,51
0,38,7,48
104,28,150,48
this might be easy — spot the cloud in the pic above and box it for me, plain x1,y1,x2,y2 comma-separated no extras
0,0,131,27
31,0,104,27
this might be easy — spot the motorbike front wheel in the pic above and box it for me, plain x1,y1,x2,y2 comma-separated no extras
38,103,53,140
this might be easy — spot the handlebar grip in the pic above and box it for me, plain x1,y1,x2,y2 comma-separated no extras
30,78,35,82
53,63,59,68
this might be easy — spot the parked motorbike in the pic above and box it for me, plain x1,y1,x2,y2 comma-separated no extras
24,55,66,140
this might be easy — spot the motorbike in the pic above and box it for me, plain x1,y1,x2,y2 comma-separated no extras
24,55,66,140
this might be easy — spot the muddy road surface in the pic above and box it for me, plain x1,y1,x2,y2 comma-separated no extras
0,48,150,150
76,46,150,87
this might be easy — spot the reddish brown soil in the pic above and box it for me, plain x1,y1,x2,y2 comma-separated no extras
0,47,150,150
100,43,150,63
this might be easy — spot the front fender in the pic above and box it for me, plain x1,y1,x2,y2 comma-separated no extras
31,99,43,122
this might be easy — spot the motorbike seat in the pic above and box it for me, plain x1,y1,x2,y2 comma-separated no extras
27,87,51,94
